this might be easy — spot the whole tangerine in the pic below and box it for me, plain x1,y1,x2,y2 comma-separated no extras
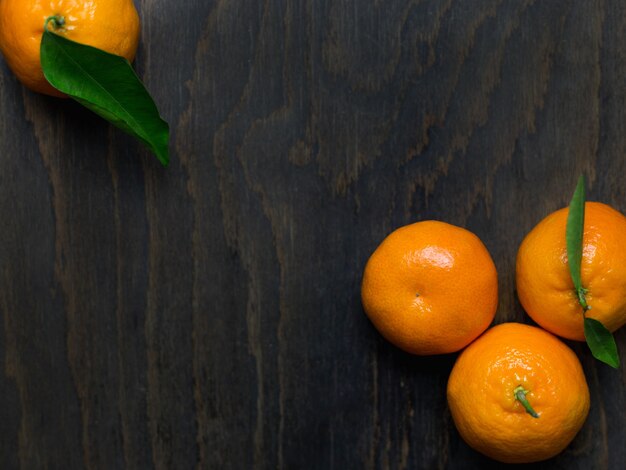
447,323,590,463
361,220,498,355
0,0,140,97
516,201,626,341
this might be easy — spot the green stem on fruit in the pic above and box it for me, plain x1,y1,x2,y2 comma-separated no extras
577,287,591,313
44,15,65,32
514,385,539,418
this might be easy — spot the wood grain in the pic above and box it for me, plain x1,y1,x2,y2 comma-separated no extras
0,0,625,468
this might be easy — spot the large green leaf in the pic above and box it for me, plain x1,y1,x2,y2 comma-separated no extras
40,28,169,166
584,318,620,368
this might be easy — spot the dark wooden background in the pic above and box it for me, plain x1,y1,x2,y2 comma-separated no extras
1,0,625,468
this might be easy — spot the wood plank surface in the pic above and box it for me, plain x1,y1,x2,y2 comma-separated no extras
0,0,625,468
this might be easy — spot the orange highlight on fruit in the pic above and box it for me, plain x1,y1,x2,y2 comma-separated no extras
447,323,590,464
361,220,498,355
516,201,626,341
0,0,140,97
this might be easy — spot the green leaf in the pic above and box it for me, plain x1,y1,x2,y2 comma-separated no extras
40,27,169,166
565,175,590,312
566,175,585,292
584,318,620,368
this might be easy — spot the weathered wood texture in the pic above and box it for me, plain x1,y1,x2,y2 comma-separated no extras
0,0,625,468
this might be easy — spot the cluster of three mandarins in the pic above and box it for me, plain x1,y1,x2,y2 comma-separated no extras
361,202,626,463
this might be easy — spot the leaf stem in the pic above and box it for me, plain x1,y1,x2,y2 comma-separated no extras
514,385,539,418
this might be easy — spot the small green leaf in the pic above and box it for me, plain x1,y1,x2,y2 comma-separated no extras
566,175,585,293
40,27,169,166
584,318,620,368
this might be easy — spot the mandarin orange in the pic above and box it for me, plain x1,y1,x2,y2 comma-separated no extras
361,220,498,355
0,0,140,97
516,201,626,341
447,323,590,463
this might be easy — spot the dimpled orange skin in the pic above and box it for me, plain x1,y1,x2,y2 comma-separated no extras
0,0,140,97
447,323,590,464
516,202,626,341
361,220,498,355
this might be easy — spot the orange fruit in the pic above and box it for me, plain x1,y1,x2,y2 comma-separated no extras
447,323,590,463
0,0,140,97
361,220,498,355
516,201,626,341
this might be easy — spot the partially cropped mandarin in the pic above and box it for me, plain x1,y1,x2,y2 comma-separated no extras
0,0,140,97
361,220,498,355
447,323,590,463
516,201,626,341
